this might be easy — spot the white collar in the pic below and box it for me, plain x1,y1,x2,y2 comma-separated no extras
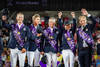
49,27,53,32
17,23,23,29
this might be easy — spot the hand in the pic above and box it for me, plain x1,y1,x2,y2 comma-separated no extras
71,12,75,18
40,51,44,55
57,52,61,57
7,48,10,55
21,48,26,53
58,12,62,18
37,33,42,37
81,8,89,16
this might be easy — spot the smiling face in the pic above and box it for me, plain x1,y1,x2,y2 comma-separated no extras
32,14,40,26
49,21,55,28
34,17,40,25
48,17,55,28
79,16,87,26
16,13,24,23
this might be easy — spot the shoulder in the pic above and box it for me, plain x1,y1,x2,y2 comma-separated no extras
23,25,30,31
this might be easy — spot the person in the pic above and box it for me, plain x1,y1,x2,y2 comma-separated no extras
57,12,64,46
60,12,76,67
43,17,59,67
0,15,8,25
27,14,44,67
3,12,30,67
77,9,97,67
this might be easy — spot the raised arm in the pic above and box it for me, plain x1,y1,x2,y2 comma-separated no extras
57,12,64,29
71,12,77,36
81,8,97,31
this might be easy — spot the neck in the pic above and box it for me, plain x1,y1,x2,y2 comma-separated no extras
18,22,23,25
34,24,38,27
50,26,54,28
81,23,87,27
33,22,38,27
66,28,70,31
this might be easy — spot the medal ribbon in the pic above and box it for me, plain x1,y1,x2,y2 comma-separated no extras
64,31,75,51
44,27,57,50
78,28,94,44
12,24,25,47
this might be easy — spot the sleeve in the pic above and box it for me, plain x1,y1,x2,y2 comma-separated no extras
88,15,97,31
59,33,66,53
23,26,31,50
54,28,59,53
39,27,44,52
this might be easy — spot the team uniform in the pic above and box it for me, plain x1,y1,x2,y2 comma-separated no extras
77,15,97,67
3,22,30,67
27,24,44,67
60,18,76,67
43,26,59,67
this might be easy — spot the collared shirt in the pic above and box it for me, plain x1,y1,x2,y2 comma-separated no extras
81,26,88,47
49,27,53,33
17,23,23,29
35,26,37,29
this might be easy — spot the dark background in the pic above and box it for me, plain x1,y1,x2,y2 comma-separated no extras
0,0,100,11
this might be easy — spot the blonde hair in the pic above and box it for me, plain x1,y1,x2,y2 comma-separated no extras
32,14,40,21
49,17,56,23
16,12,24,17
79,16,87,22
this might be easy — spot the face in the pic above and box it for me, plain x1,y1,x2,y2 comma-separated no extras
65,24,71,30
79,19,87,26
16,14,24,23
49,21,54,28
33,17,40,25
2,16,7,21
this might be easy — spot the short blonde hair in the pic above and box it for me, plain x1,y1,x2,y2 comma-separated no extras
49,17,56,23
79,16,87,22
32,14,40,21
16,12,24,17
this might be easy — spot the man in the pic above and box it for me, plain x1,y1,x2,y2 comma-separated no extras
77,9,97,67
43,17,59,67
27,14,44,67
3,13,30,67
60,12,76,67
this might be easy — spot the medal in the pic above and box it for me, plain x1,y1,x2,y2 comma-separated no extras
67,38,70,41
18,32,20,34
50,36,53,39
49,36,53,39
